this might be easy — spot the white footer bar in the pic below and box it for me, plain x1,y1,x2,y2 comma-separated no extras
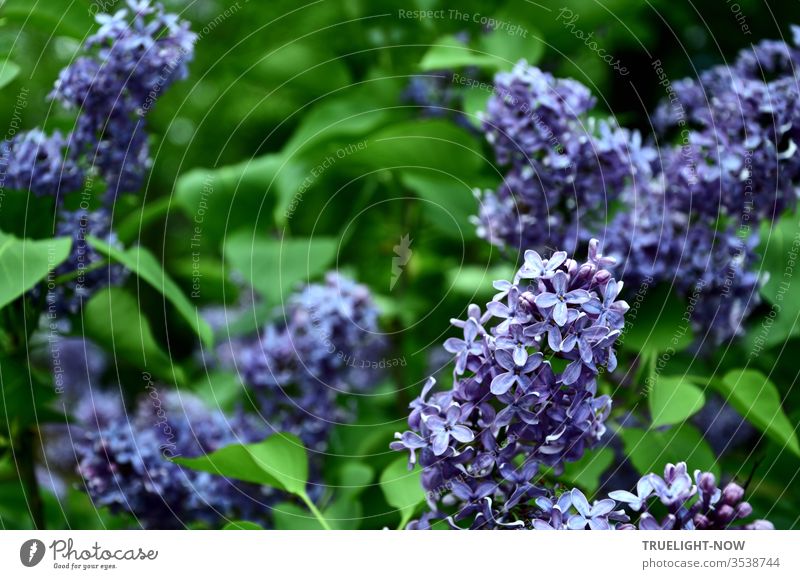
1,530,798,578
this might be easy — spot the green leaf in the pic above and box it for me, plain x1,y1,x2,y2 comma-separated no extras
648,376,706,428
0,355,56,428
759,212,800,303
222,521,263,530
419,35,501,71
379,457,424,527
478,25,544,70
558,447,614,493
322,499,362,530
0,61,20,89
719,370,800,457
446,264,517,298
620,424,719,478
174,433,309,495
223,234,337,304
83,288,182,383
0,231,71,309
272,502,323,530
1,0,95,39
87,238,213,348
398,171,478,239
284,91,397,158
362,120,483,181
461,86,491,128
753,213,800,347
337,462,374,501
174,157,282,249
190,370,243,412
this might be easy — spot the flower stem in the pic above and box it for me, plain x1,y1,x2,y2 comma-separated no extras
17,427,45,529
300,493,331,531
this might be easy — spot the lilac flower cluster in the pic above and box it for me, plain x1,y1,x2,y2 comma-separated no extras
392,242,772,530
222,272,384,453
3,1,194,201
474,50,786,342
0,130,84,197
9,1,195,313
64,388,272,529
392,241,627,528
525,462,771,530
476,61,655,253
652,26,800,222
46,210,130,314
606,199,761,344
51,0,195,198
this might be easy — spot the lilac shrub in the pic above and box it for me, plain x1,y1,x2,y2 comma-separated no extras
3,1,196,313
3,1,194,202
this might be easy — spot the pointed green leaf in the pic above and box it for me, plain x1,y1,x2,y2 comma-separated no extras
379,457,424,526
0,232,71,309
83,288,182,383
620,424,719,478
337,462,374,501
558,447,614,493
419,35,501,71
222,521,263,530
719,369,800,457
648,376,706,428
0,61,20,89
174,433,309,495
223,234,337,304
87,237,213,348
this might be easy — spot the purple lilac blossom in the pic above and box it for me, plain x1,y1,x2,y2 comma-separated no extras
392,241,625,528
475,52,780,342
476,60,655,254
2,2,194,202
652,29,800,222
50,0,196,199
526,462,772,530
66,389,273,529
0,130,85,197
220,272,384,453
603,462,773,530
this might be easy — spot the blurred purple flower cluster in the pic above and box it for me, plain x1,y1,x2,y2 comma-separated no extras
392,240,625,528
218,272,385,453
42,270,383,528
477,63,655,254
50,0,196,199
2,0,194,201
476,26,800,342
3,1,195,313
50,388,272,529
